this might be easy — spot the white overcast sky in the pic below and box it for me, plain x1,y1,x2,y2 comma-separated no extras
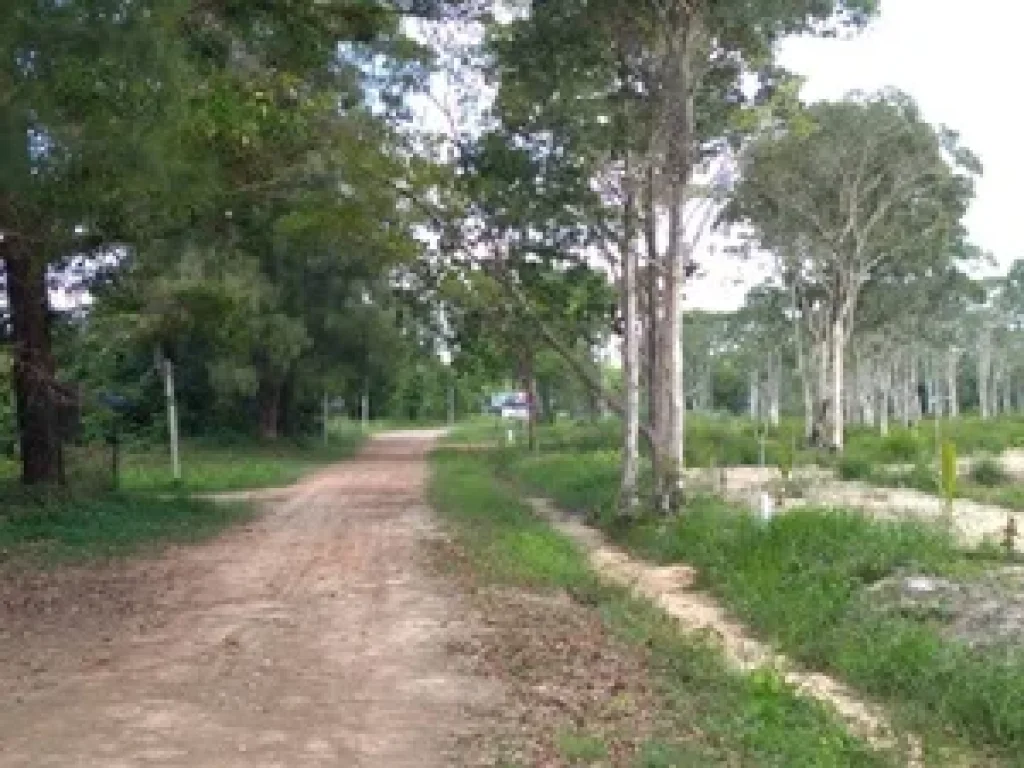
689,0,1024,310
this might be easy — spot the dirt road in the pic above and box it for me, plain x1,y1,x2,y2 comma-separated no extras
0,431,496,767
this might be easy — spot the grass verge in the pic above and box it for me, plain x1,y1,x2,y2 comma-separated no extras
118,437,363,493
0,490,251,564
506,448,1017,764
431,448,894,767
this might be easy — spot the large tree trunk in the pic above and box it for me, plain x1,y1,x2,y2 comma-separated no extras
5,244,61,484
809,335,830,448
257,376,283,440
652,177,686,511
620,181,640,513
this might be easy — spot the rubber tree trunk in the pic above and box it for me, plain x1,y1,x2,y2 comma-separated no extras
652,178,686,511
978,333,991,419
620,184,641,513
644,168,659,471
879,368,890,436
768,355,781,427
829,317,845,451
947,351,959,418
810,336,830,448
5,244,61,484
748,370,759,420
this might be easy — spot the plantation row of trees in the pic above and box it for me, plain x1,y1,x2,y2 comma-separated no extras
685,260,1024,434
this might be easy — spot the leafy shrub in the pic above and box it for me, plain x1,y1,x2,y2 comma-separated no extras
879,428,928,462
837,453,874,481
970,456,1009,487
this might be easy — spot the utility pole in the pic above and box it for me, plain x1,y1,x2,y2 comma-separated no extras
163,358,181,482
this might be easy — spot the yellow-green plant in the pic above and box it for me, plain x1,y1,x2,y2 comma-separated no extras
940,440,957,523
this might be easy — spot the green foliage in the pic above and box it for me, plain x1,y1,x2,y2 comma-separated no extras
838,453,874,481
555,730,608,763
430,450,890,767
0,492,251,564
116,431,364,494
970,456,1010,487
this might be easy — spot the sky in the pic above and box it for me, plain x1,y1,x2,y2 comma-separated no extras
688,0,1024,311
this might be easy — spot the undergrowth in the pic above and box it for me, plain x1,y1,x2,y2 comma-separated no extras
431,449,893,767
505,445,1019,763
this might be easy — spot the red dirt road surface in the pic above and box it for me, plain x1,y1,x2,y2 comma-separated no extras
0,431,497,767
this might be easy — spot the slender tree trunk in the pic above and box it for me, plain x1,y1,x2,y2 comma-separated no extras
748,370,759,421
619,173,641,512
947,350,959,418
257,376,283,440
830,317,845,450
979,333,991,419
527,372,539,452
796,327,813,441
768,355,781,427
5,243,61,483
644,166,659,439
879,366,890,436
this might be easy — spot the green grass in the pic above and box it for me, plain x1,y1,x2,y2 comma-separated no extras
0,427,366,563
118,438,362,493
431,450,895,767
0,425,365,494
556,729,609,763
0,490,252,564
501,444,1019,763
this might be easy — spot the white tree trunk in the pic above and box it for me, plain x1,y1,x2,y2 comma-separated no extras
830,317,845,450
879,367,890,436
749,370,759,421
768,356,781,427
979,333,991,419
947,350,959,418
620,188,640,513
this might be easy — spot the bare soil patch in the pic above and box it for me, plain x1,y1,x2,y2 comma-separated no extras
718,466,1021,552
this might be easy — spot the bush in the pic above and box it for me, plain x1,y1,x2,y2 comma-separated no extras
970,456,1009,487
879,428,928,462
837,453,874,481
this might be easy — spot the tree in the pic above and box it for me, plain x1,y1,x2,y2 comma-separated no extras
1,0,194,482
483,0,878,511
729,91,978,450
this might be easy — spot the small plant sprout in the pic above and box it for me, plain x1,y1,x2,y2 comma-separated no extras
940,440,957,527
